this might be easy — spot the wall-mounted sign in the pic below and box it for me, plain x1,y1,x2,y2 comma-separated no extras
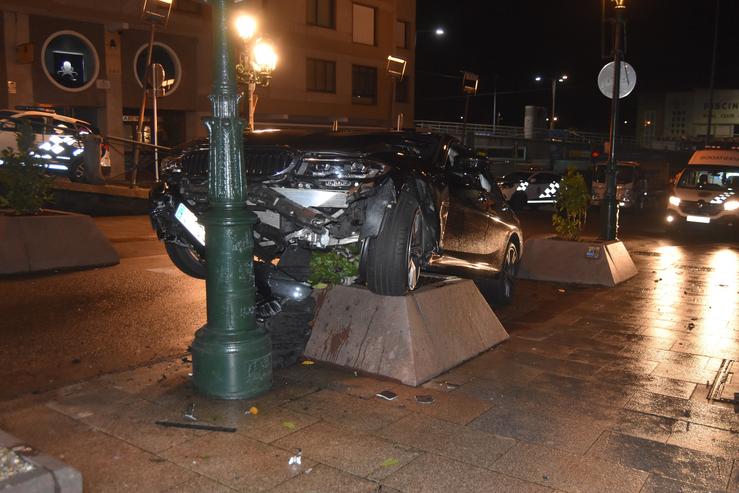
41,31,99,92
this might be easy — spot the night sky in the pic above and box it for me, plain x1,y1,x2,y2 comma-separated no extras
415,0,739,135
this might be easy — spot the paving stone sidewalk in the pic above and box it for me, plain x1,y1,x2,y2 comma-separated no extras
1,237,738,492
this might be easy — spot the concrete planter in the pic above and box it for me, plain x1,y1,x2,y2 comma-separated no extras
518,235,637,287
0,210,119,275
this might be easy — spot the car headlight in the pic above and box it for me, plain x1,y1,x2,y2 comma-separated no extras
668,196,681,206
724,200,739,211
301,158,389,181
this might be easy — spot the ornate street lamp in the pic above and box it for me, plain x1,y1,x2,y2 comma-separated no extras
234,14,278,131
191,0,272,399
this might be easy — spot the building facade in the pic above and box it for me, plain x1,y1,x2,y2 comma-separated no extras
637,89,739,148
1,0,415,178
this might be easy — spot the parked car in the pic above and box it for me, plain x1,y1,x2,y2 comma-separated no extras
150,129,523,304
500,171,562,210
0,109,110,182
496,171,533,189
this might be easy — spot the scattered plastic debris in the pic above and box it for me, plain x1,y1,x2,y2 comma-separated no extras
246,406,259,416
301,360,315,366
0,448,36,481
282,421,297,430
381,458,400,468
181,357,191,364
445,382,460,390
415,394,434,404
184,403,197,421
557,288,566,293
376,390,398,401
154,421,236,432
304,467,313,474
288,449,302,465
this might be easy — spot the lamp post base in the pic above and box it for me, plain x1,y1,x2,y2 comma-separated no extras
192,326,272,400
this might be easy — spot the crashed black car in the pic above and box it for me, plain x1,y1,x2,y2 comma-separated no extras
150,129,523,304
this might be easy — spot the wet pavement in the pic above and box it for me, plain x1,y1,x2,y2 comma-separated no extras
0,212,738,491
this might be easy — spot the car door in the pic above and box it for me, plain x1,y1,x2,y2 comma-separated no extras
527,172,561,205
439,142,501,265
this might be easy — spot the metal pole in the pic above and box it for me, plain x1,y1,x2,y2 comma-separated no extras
191,0,272,399
705,0,720,145
492,76,498,134
152,72,159,182
132,23,156,187
600,4,624,241
247,81,256,131
550,78,556,130
462,94,470,145
390,77,397,129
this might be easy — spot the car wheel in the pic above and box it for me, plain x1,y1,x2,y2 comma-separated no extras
365,192,424,296
476,240,519,306
510,192,527,211
262,296,315,369
164,242,206,279
68,157,87,183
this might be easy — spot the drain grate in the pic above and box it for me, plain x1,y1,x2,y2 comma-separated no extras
707,359,737,405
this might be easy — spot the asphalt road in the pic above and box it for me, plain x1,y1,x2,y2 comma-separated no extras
0,209,735,400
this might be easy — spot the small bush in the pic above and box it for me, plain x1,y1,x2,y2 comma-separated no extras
0,123,54,215
552,166,589,241
308,249,359,286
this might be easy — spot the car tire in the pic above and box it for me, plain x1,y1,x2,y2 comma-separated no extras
476,239,519,306
165,242,206,279
510,192,527,211
262,296,315,369
365,192,424,296
68,157,87,183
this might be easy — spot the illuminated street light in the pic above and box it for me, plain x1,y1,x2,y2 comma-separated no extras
534,73,568,129
386,55,407,129
234,14,278,131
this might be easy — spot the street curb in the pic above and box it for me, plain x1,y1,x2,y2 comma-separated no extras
0,210,119,275
0,429,82,492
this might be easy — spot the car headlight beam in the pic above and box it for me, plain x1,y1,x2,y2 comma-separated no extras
668,196,681,206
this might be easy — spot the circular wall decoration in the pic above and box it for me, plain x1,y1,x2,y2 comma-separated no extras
41,30,99,92
133,42,181,96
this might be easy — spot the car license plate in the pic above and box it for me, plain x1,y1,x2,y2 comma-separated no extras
686,215,710,224
175,203,206,245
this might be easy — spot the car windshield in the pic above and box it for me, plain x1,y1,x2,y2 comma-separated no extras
677,166,739,191
593,164,636,184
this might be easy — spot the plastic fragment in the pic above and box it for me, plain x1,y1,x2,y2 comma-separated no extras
376,390,398,401
246,406,259,416
184,403,197,421
282,421,297,430
288,449,302,465
381,458,400,468
301,360,315,366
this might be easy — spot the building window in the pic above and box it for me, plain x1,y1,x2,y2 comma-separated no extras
396,21,409,49
307,58,336,93
353,4,376,45
133,42,182,96
352,65,377,105
41,31,99,92
395,77,408,103
308,0,335,28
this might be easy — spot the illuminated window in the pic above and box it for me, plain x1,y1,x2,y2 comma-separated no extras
133,42,181,96
41,31,99,92
353,4,376,45
352,65,377,105
307,58,336,93
307,0,335,28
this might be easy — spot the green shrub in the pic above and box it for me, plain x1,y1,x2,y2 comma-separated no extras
308,249,359,286
551,166,589,241
0,123,54,215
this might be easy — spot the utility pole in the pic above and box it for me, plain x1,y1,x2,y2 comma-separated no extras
600,1,625,241
550,78,557,130
191,0,272,399
705,0,721,146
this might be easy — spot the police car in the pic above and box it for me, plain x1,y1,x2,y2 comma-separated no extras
0,109,109,182
500,171,562,210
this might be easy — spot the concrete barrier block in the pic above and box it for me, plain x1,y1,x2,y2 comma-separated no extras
304,279,509,386
0,211,119,275
518,236,637,287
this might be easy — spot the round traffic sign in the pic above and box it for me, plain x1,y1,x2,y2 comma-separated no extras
598,61,637,99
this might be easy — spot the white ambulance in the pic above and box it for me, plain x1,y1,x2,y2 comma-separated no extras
666,149,739,230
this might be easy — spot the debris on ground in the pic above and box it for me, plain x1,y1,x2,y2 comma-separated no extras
246,406,259,416
157,374,167,383
288,449,302,465
557,288,566,293
0,447,36,481
687,322,695,330
154,421,236,433
380,458,400,468
282,421,297,430
301,360,315,366
415,394,434,404
184,403,197,421
376,390,398,401
181,357,191,364
445,382,460,390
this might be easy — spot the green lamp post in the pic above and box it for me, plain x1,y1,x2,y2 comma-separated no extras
191,0,272,399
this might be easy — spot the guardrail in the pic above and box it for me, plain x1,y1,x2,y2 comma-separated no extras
414,120,639,147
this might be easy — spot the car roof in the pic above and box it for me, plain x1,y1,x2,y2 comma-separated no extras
688,149,739,166
0,109,90,126
242,128,450,152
